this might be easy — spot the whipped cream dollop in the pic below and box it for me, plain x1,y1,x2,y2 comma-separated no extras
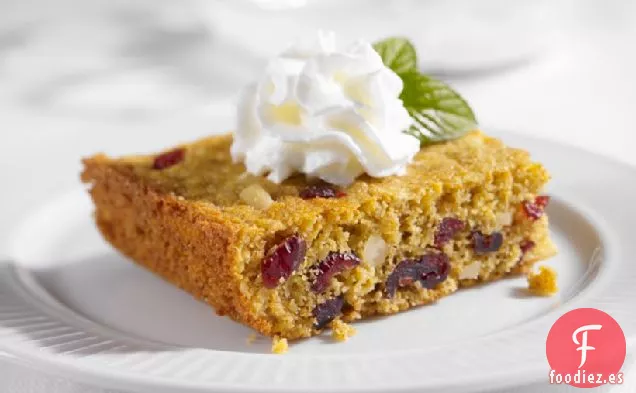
231,31,419,186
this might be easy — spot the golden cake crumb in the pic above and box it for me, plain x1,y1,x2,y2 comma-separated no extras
246,333,257,345
331,319,357,342
271,336,288,354
527,265,558,296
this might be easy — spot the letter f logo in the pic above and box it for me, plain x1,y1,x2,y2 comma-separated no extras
572,324,603,368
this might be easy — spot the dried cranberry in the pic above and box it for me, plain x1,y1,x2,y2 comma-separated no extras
472,231,504,254
520,240,536,254
517,240,536,264
299,185,346,199
385,253,450,298
152,148,185,170
522,195,551,220
313,296,344,330
311,252,361,293
261,234,306,288
434,217,466,247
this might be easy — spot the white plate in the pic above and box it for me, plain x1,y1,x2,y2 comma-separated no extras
1,124,635,393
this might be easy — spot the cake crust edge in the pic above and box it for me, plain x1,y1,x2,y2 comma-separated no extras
81,156,277,337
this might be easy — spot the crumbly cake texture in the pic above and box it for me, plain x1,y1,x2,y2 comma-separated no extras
527,265,559,296
81,130,557,340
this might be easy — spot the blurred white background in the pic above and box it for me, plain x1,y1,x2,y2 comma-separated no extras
1,0,636,392
1,0,635,159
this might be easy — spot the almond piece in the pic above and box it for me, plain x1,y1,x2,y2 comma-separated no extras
240,184,273,210
459,261,482,280
362,235,388,267
495,211,513,227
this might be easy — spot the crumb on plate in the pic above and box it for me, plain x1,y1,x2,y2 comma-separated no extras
527,265,558,296
331,319,357,342
246,333,257,345
271,335,288,354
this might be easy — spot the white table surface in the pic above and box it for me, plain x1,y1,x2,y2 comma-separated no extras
1,0,635,392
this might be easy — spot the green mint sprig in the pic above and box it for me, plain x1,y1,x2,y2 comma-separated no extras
373,37,478,145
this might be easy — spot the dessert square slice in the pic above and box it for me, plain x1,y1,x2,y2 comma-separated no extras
81,130,556,340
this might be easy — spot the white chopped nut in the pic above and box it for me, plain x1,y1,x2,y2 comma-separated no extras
465,133,484,146
459,261,482,280
240,184,273,210
363,235,388,267
495,211,513,227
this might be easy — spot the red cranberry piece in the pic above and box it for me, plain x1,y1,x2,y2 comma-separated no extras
434,217,466,247
152,148,185,170
261,234,307,288
385,253,450,298
517,240,536,264
522,195,551,220
313,296,345,330
472,231,504,255
311,252,360,293
520,240,536,254
299,185,346,199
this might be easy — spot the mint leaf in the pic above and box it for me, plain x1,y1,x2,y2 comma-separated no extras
372,37,417,75
399,71,477,145
373,37,478,145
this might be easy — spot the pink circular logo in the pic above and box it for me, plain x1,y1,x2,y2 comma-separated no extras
546,308,626,387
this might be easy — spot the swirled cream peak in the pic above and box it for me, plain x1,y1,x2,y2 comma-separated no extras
231,31,419,186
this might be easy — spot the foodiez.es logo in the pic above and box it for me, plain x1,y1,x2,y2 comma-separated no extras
573,324,602,369
546,308,626,388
